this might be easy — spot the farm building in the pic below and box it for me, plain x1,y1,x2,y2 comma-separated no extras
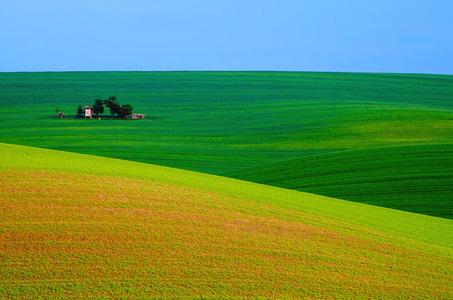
84,105,92,119
58,112,66,118
131,114,145,119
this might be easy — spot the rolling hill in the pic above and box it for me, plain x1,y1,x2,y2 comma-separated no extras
0,71,451,174
1,142,452,299
0,71,451,220
223,144,453,219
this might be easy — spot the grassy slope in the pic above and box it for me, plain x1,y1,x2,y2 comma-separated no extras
0,71,451,219
223,144,453,219
1,143,452,299
0,72,452,174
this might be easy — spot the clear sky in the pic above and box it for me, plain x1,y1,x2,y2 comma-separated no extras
1,0,452,74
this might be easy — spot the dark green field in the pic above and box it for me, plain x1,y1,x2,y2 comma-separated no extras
0,71,452,218
223,144,453,218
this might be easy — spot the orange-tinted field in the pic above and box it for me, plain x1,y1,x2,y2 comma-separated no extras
1,170,452,299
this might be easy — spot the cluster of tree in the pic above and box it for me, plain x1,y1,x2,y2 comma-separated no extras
100,96,133,119
76,97,133,119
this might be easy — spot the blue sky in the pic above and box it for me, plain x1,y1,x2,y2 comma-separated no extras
1,0,452,74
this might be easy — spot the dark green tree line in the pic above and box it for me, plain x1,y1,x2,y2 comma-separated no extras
91,96,133,119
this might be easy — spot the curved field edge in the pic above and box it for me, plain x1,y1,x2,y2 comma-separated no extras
222,144,453,219
1,142,452,251
1,146,453,298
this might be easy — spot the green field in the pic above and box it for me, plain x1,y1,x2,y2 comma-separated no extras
1,71,453,298
223,144,453,219
0,71,452,219
1,143,452,299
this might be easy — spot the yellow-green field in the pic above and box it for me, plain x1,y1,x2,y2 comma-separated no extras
1,143,452,299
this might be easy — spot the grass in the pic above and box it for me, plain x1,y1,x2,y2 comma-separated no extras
1,143,452,299
0,71,452,174
0,71,452,219
1,72,452,298
223,144,453,219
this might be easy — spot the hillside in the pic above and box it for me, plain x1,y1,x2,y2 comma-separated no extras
0,71,451,219
0,72,452,174
223,144,453,219
1,143,452,299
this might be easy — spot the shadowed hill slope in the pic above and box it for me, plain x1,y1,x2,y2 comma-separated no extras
223,144,453,219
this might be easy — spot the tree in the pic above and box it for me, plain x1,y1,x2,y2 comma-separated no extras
76,105,83,117
118,104,133,119
104,96,120,116
93,98,104,118
55,107,60,117
103,96,133,119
